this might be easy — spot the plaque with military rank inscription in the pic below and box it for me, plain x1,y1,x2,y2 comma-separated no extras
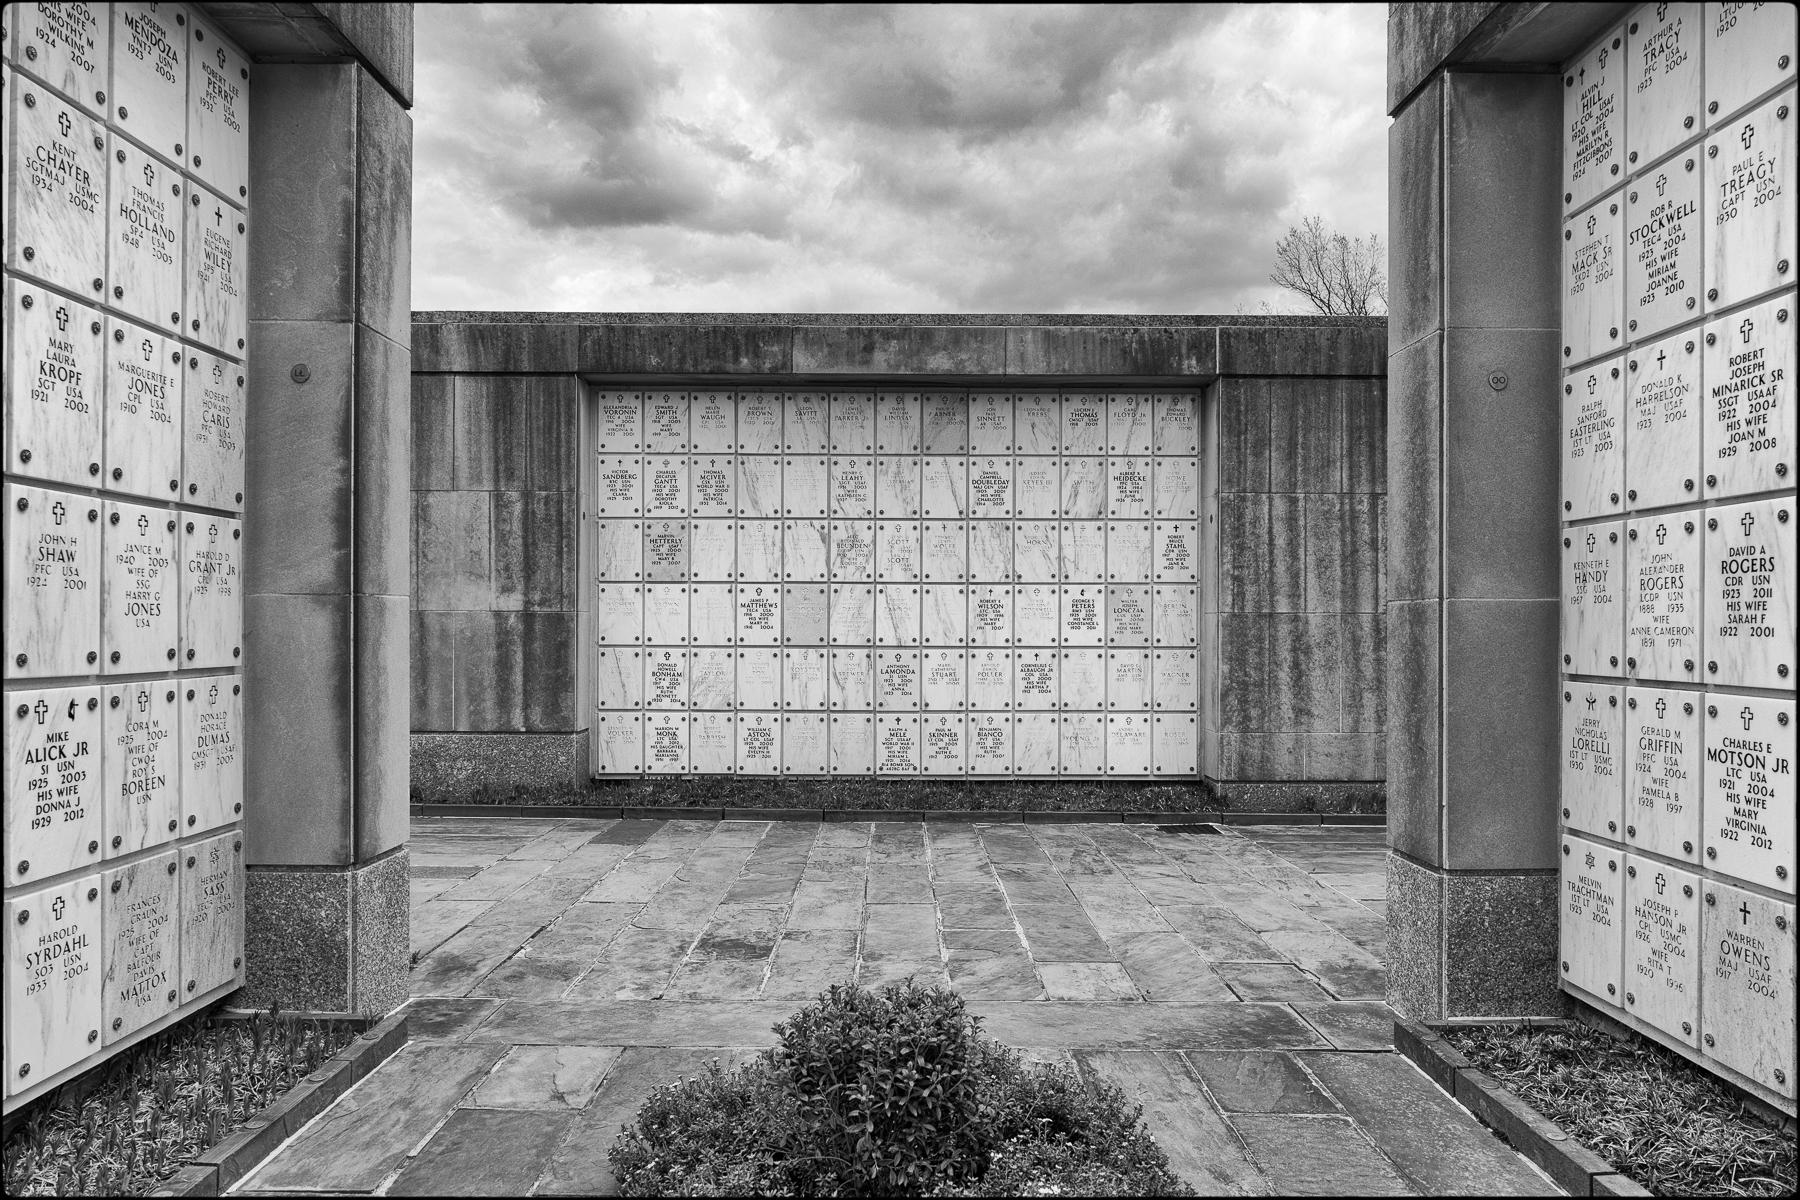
1563,361,1624,518
4,878,102,1090
5,684,103,881
105,318,182,500
1561,834,1624,1003
5,482,101,678
104,682,178,856
180,515,240,668
181,677,241,835
1625,687,1700,863
1563,27,1624,213
102,850,178,1043
1703,499,1794,689
1563,686,1624,838
1624,857,1699,1047
187,14,252,202
184,184,248,357
1624,156,1700,340
1702,696,1795,893
1703,89,1795,310
1625,514,1699,682
1625,2,1700,170
1700,883,1796,1097
4,74,105,296
183,350,245,509
1702,292,1793,500
180,833,244,999
103,499,177,673
108,138,185,333
10,2,110,118
1625,332,1700,510
111,1,187,162
1564,202,1625,365
4,279,103,488
1563,522,1625,675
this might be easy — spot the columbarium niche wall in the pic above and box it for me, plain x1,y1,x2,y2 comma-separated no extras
3,1,248,1112
1556,3,1796,1111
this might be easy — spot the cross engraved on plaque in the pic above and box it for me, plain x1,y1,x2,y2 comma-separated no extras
1625,856,1699,1046
5,280,103,488
5,880,102,1085
184,182,247,357
1704,88,1797,310
1700,883,1797,1095
1703,499,1795,689
1701,696,1795,893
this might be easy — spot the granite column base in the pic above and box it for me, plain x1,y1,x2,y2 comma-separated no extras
241,849,410,1017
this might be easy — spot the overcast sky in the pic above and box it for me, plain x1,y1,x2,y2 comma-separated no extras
411,3,1388,314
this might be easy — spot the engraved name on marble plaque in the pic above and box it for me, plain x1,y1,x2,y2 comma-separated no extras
738,712,778,775
1153,394,1199,455
1015,585,1058,645
1625,514,1699,681
183,350,244,509
691,457,734,516
971,395,1012,453
829,649,873,710
181,677,241,834
5,684,103,881
1702,293,1794,500
102,850,177,1042
180,515,239,667
1154,714,1199,776
921,714,965,774
1704,89,1796,310
645,457,687,516
1153,456,1198,519
737,391,781,453
688,647,734,709
645,520,687,582
830,393,874,453
1063,394,1105,455
12,2,110,117
1624,157,1700,339
5,878,102,1086
1705,0,1798,122
876,455,919,516
593,712,642,774
877,713,920,773
185,185,247,357
830,584,873,645
1700,882,1797,1097
644,712,689,773
180,832,244,997
970,458,1011,518
1106,714,1151,775
876,649,920,709
593,584,642,644
1626,2,1701,169
1626,687,1701,862
1015,394,1060,455
187,14,251,201
646,649,689,709
5,76,105,294
829,520,874,579
1154,522,1198,583
1561,834,1624,1002
1108,650,1150,711
1153,650,1198,709
832,457,874,519
1109,394,1153,455
645,393,687,452
1564,27,1624,213
692,391,731,452
1564,201,1625,365
1563,686,1624,838
1062,456,1104,519
969,650,1011,709
1703,498,1795,688
1563,361,1625,518
921,649,966,710
690,710,735,774
1625,856,1699,1046
921,456,966,518
5,482,100,678
1153,586,1198,647
104,682,178,856
109,138,184,332
831,713,876,773
1015,457,1059,517
1702,696,1795,893
1626,333,1699,510
103,500,177,673
1563,522,1625,675
1060,713,1104,775
921,393,965,454
4,279,103,488
1107,458,1149,519
596,458,643,516
1061,587,1104,646
875,522,919,580
1016,651,1057,711
596,392,642,451
970,713,1011,774
969,585,1010,645
642,584,686,644
104,318,181,500
111,1,186,160
784,648,826,710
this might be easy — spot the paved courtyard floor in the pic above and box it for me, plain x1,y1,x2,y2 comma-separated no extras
236,817,1560,1196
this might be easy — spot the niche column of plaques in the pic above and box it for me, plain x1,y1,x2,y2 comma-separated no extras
1558,1,1796,1111
2,2,249,1110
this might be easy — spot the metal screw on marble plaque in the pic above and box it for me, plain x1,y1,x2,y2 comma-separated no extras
4,79,106,295
1705,2,1798,128
1561,834,1624,1004
1703,88,1797,310
1702,295,1796,500
1702,499,1796,689
4,281,104,488
1700,882,1797,1098
4,879,103,1088
1701,696,1796,893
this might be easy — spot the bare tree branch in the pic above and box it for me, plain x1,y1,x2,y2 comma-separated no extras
1269,216,1387,315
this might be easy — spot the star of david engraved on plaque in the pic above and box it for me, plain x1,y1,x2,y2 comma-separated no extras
784,584,828,645
6,683,104,880
875,455,920,517
831,713,876,773
1015,585,1060,645
971,394,1013,454
595,646,644,711
1061,713,1105,776
180,832,245,997
920,392,966,454
1562,26,1625,214
969,713,1012,774
1107,649,1151,710
103,499,177,673
1625,333,1700,511
1625,514,1700,682
692,585,738,646
1563,360,1625,519
829,520,874,580
1701,696,1795,893
1014,712,1059,774
921,521,966,582
784,648,827,710
829,584,874,645
786,455,828,517
1015,651,1058,711
1106,714,1151,775
1563,685,1625,838
5,483,100,679
969,458,1012,519
645,392,688,452
1706,2,1798,126
969,650,1012,710
596,392,642,452
593,584,642,645
921,714,966,774
1107,458,1150,519
646,649,690,709
4,281,103,488
644,712,690,773
178,516,239,668
829,649,874,710
103,682,177,856
830,392,875,453
642,583,687,645
1625,3,1700,171
595,458,643,516
184,182,247,357
688,390,730,453
1700,883,1797,1096
922,456,967,518
1624,856,1699,1047
877,713,921,774
969,585,1012,646
921,650,967,711
4,77,106,296
183,349,244,509
108,137,183,332
187,14,251,202
875,522,920,581
689,521,735,582
831,456,874,519
180,677,241,834
689,710,736,773
1563,200,1625,365
876,393,920,454
1702,293,1795,500
782,520,826,581
1563,521,1625,675
5,878,102,1085
1060,522,1105,582
1059,651,1105,711
1153,714,1199,776
688,647,736,709
12,1,111,118
1703,499,1795,689
1625,686,1700,862
783,712,828,774
738,711,780,774
111,1,187,160
736,584,781,645
104,318,182,501
1624,154,1700,340
1014,457,1060,518
645,456,688,517
737,455,781,517
101,848,180,1044
1704,89,1797,311
593,712,642,774
1153,650,1198,710
1060,587,1105,646
1560,834,1623,1002
875,649,920,709
874,584,921,646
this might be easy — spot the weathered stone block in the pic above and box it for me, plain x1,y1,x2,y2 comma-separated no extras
355,325,411,597
1387,3,1503,113
413,321,581,374
355,71,414,343
247,65,356,323
1343,383,1387,495
1385,852,1444,1020
411,731,589,800
1215,379,1272,494
411,492,491,610
1341,613,1387,734
315,2,415,105
1270,383,1345,493
355,594,410,859
1006,326,1216,377
1385,331,1443,603
246,321,354,596
412,374,455,490
793,326,1007,375
492,492,578,612
1389,76,1444,353
1443,870,1561,1017
1217,325,1386,378
411,611,459,731
580,323,789,375
1386,600,1441,865
523,612,582,730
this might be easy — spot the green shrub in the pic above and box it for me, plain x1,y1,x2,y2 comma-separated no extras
608,980,1193,1197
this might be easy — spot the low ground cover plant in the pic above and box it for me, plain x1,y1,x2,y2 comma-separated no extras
610,979,1193,1196
2,1006,359,1197
1446,1022,1797,1197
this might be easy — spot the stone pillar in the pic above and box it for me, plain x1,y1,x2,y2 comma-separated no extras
238,10,414,1015
1385,64,1567,1020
